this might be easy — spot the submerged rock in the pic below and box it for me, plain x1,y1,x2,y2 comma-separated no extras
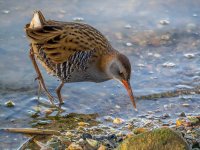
159,19,170,25
5,100,15,107
117,128,189,150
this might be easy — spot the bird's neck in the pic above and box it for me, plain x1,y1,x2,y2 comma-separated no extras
99,51,118,78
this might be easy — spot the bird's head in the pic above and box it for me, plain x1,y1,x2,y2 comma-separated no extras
103,53,137,110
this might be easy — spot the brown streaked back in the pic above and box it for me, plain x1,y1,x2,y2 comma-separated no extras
25,11,112,64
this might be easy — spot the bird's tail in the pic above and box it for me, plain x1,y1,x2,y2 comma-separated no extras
29,10,46,29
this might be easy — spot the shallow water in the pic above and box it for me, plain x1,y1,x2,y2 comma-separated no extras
0,0,200,149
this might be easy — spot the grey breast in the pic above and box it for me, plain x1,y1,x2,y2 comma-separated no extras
55,50,96,82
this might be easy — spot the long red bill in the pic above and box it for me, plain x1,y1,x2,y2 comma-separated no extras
121,80,137,110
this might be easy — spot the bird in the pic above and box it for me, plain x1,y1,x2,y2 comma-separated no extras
25,11,137,110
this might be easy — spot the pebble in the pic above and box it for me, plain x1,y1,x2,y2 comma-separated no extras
162,62,176,67
147,111,154,114
137,64,145,67
65,131,74,137
113,118,124,124
154,53,161,58
182,103,190,107
161,113,170,119
37,120,52,125
164,103,176,109
187,116,199,125
115,105,121,109
124,24,132,29
27,110,39,118
86,138,98,148
159,19,170,25
192,13,198,17
179,112,186,117
133,128,148,134
184,53,195,59
82,133,92,140
104,116,114,122
126,42,132,47
5,100,15,107
73,17,84,21
107,134,117,140
2,10,10,14
68,142,83,150
161,34,171,40
98,145,106,150
78,122,89,126
44,108,54,115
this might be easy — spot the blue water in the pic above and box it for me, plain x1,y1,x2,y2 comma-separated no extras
0,0,200,149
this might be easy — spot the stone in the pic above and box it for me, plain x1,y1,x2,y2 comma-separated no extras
86,139,98,148
113,118,124,124
117,128,190,150
98,145,106,150
67,142,83,150
82,133,92,140
5,100,15,107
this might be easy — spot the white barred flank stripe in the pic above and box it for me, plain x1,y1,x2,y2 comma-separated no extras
55,50,94,81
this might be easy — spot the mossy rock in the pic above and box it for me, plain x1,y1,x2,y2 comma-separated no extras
117,127,190,150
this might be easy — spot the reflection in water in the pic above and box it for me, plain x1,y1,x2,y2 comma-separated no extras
0,0,200,149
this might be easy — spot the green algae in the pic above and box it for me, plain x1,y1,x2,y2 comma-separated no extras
117,128,190,150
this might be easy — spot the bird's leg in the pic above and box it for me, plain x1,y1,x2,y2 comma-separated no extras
56,81,65,106
29,47,55,105
36,78,42,100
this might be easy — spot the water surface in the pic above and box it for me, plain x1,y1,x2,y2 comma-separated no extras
0,0,200,149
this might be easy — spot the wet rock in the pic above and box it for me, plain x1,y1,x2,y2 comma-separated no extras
2,10,10,14
68,142,83,150
187,116,199,125
104,116,114,122
5,100,15,107
179,112,186,117
159,19,170,25
125,42,132,47
117,128,190,150
124,24,132,29
98,145,106,150
46,136,63,149
82,133,92,140
78,122,89,126
133,128,149,135
103,139,116,149
164,103,176,109
44,108,55,115
184,53,195,59
37,120,52,125
161,34,171,40
86,138,98,148
162,62,176,67
73,17,84,21
65,131,74,138
107,134,117,140
115,105,121,109
176,119,191,127
27,110,39,118
192,13,198,17
113,118,124,124
182,103,190,107
137,64,145,67
161,113,170,119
